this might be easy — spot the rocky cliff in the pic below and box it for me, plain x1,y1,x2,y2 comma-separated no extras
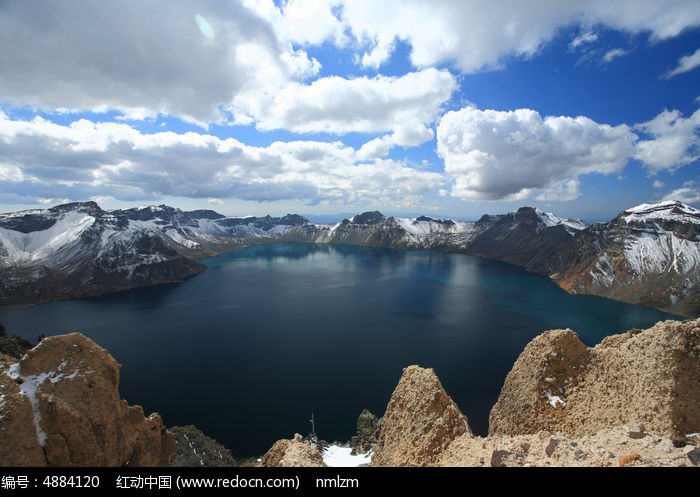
0,333,174,466
261,434,326,467
554,201,700,317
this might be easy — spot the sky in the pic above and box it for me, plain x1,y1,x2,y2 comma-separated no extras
0,0,699,222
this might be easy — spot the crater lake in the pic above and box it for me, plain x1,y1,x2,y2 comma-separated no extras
0,243,680,458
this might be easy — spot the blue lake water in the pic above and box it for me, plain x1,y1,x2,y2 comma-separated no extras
0,243,680,458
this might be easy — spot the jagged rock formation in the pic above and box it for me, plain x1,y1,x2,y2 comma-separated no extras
370,365,470,466
0,333,174,466
260,434,325,467
170,425,237,467
0,323,33,359
489,319,700,438
350,409,380,454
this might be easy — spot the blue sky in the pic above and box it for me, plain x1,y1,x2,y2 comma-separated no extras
0,0,699,222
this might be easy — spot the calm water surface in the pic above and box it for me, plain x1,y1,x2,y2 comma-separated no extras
0,243,680,457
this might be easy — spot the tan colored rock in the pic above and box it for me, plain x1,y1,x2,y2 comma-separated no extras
0,354,46,466
618,453,641,467
0,333,174,466
489,319,700,438
371,365,470,466
260,434,325,467
438,425,692,467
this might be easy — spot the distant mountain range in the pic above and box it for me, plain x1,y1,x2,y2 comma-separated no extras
0,200,698,317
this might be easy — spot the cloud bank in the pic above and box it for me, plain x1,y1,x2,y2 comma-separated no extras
0,113,444,209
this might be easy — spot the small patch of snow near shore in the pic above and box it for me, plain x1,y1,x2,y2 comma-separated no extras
322,445,372,467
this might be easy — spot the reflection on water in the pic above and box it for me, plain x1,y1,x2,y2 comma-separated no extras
0,243,680,458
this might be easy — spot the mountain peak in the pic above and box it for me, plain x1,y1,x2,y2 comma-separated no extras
50,201,103,215
351,211,385,225
622,200,700,225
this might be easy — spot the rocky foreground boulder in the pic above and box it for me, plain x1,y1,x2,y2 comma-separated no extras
489,319,700,438
0,333,174,466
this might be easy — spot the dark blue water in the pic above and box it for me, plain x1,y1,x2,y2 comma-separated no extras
0,243,680,458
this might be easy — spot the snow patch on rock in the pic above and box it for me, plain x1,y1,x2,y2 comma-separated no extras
322,445,372,467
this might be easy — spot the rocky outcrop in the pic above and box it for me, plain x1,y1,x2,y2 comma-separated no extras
489,319,700,438
0,333,174,466
350,409,380,454
260,434,325,467
170,425,236,467
370,365,470,466
0,323,33,359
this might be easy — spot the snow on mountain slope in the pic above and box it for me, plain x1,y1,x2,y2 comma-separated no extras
622,200,700,226
612,201,700,280
624,231,700,277
557,200,700,317
0,211,95,266
394,216,479,246
535,209,588,235
0,202,205,308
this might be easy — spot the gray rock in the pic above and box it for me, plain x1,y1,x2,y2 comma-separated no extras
626,422,646,439
170,426,237,467
490,450,511,467
545,438,559,457
350,409,380,454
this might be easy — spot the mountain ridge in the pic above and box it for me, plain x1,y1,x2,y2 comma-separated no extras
0,200,698,316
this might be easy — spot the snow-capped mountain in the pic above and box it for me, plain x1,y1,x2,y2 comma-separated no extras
0,202,206,307
555,200,700,317
0,202,320,308
313,211,482,248
0,200,697,316
111,205,316,256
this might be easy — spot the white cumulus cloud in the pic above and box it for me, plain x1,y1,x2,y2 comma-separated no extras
0,114,444,209
232,68,456,134
436,107,636,201
634,109,700,172
0,0,307,125
327,0,700,72
570,30,599,49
